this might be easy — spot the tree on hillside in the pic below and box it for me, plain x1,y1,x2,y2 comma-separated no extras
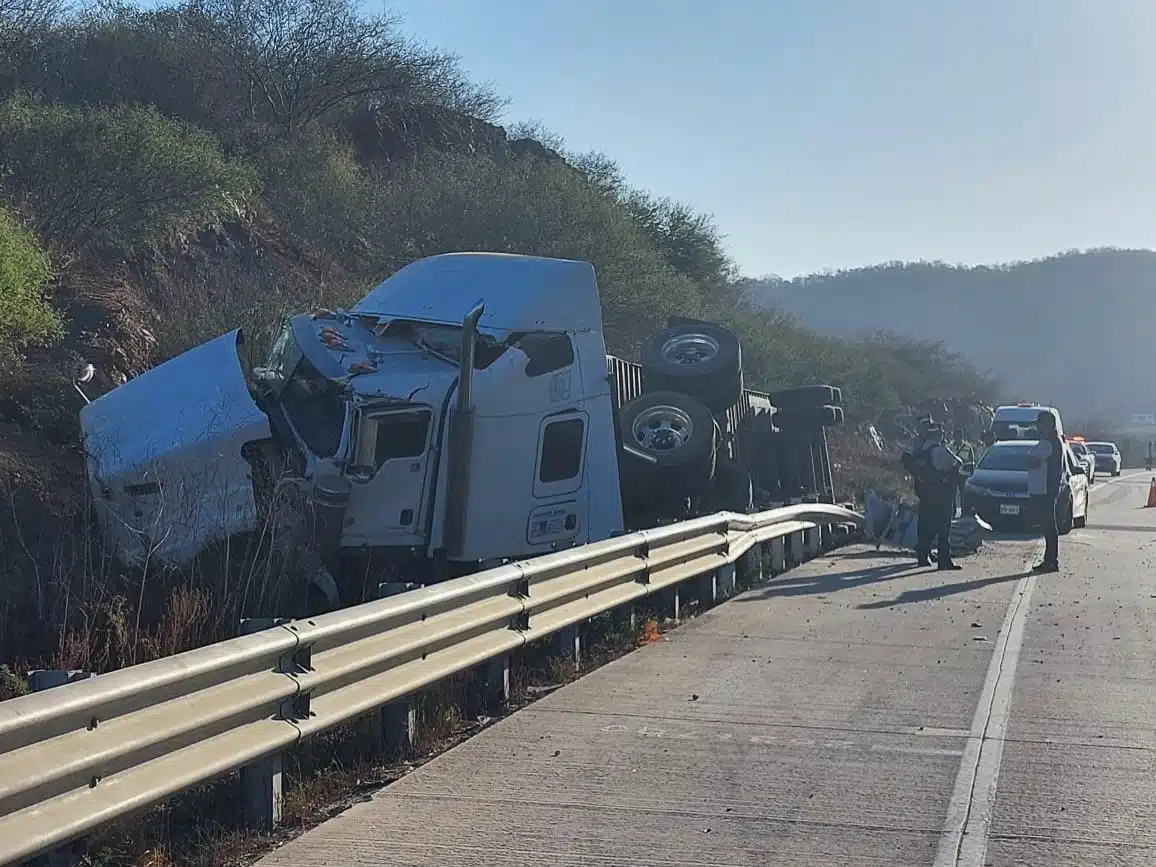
190,0,505,133
0,0,66,36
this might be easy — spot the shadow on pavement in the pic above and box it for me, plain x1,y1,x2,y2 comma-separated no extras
856,568,1031,610
828,549,916,560
741,562,918,600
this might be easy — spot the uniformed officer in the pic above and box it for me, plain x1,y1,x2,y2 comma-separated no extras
914,424,963,570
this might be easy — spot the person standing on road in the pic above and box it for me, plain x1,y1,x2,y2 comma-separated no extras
908,423,963,570
950,428,976,516
1027,410,1063,574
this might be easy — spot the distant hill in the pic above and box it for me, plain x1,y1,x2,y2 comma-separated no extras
744,248,1156,423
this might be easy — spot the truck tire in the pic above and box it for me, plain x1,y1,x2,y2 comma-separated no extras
774,404,843,429
619,391,716,493
1057,494,1074,535
710,460,754,514
640,322,742,413
770,384,839,410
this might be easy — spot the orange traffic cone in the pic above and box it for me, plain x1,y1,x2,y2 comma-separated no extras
1146,478,1156,508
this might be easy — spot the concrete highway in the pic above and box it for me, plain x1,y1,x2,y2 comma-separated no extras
256,471,1156,867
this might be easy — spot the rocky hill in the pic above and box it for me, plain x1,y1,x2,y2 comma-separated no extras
744,248,1156,423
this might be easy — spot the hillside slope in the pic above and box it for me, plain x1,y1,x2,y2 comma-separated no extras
745,248,1156,421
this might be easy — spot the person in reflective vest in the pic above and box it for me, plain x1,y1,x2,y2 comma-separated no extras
951,428,976,516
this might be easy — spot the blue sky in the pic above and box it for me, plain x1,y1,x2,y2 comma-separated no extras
382,0,1156,277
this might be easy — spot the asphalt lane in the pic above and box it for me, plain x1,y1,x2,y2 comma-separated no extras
983,471,1156,866
254,472,1153,867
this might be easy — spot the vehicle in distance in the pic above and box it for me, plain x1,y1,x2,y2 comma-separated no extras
1086,441,1122,477
963,439,1089,533
990,403,1065,442
1066,438,1097,484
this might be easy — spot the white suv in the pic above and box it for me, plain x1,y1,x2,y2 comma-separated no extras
1087,442,1122,477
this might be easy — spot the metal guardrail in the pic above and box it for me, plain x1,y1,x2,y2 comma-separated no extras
0,503,861,865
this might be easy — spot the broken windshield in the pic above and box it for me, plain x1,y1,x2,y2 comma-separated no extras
280,354,346,458
258,318,304,396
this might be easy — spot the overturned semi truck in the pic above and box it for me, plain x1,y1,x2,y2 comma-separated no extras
79,253,844,614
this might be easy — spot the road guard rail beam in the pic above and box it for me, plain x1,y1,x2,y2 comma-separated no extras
0,503,862,865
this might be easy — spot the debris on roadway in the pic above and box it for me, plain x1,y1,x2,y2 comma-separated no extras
863,489,990,557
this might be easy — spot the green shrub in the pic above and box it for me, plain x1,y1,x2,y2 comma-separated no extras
0,95,257,254
0,206,60,373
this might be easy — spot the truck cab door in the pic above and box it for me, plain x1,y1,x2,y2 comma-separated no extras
527,408,589,548
343,406,433,547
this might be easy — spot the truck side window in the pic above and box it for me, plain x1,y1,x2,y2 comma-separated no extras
539,417,585,483
372,411,431,467
521,333,574,378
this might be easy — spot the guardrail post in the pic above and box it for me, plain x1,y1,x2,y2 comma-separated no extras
24,670,91,867
787,530,805,566
659,586,680,623
553,625,581,671
612,603,636,634
769,537,787,575
737,549,762,591
238,618,288,830
717,562,737,597
468,655,511,717
380,698,417,758
241,755,283,831
803,527,820,559
695,570,718,608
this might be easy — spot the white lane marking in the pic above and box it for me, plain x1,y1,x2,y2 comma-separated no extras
934,546,1040,867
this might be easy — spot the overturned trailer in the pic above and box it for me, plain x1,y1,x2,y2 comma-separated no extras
80,253,844,614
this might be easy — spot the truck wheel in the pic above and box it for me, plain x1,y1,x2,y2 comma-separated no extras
774,404,843,429
770,384,839,410
620,391,716,493
1073,494,1088,529
640,322,742,413
710,460,754,513
1057,495,1074,535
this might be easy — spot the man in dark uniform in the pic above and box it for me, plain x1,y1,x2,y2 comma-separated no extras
918,424,962,570
904,420,963,570
1027,410,1064,573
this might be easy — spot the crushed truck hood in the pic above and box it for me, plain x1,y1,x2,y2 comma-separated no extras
80,329,272,566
